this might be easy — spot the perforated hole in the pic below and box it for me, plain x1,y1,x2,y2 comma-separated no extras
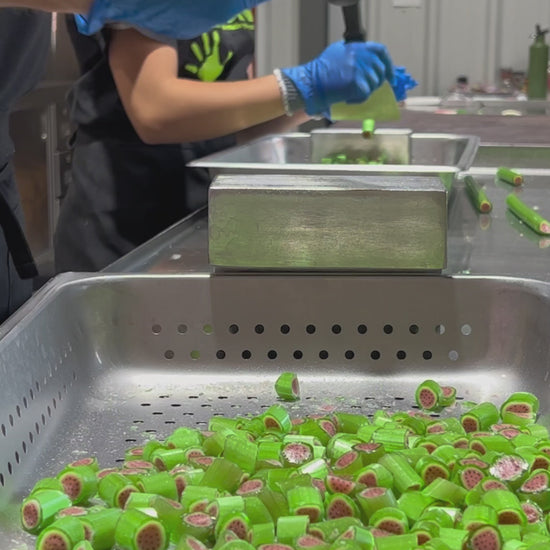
423,350,433,360
29,432,33,443
461,324,472,336
345,350,355,360
203,324,213,334
0,473,4,486
178,324,188,334
383,325,393,334
449,350,459,361
255,324,265,334
141,403,151,407
371,350,381,360
332,324,342,334
16,406,21,417
47,406,51,417
306,324,316,334
164,350,175,360
22,441,27,453
435,324,446,335
35,423,40,434
229,324,239,334
409,324,419,334
170,403,181,407
35,381,40,392
7,462,12,474
396,350,407,360
280,324,290,334
9,414,14,426
242,350,251,360
319,350,329,360
190,350,200,360
152,324,162,334
15,451,20,464
267,350,277,360
293,350,303,360
216,350,226,360
53,398,57,409
23,397,28,409
1,424,5,436
357,324,368,334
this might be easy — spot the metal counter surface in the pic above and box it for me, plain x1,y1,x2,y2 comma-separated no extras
106,166,550,283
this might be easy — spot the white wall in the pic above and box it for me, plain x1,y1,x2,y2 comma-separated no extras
327,0,550,96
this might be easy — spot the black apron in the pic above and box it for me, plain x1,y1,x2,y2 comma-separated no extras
0,9,51,323
54,14,255,272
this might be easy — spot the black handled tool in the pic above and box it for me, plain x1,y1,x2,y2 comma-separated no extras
328,0,366,42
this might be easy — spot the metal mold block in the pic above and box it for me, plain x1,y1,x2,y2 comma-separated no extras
208,174,447,270
2,273,550,546
189,130,480,179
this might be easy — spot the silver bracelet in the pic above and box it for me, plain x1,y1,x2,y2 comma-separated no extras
273,68,293,117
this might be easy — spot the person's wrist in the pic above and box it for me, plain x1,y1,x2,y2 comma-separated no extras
273,68,306,116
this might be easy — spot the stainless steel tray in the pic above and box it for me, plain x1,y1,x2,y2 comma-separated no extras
189,130,480,179
2,273,550,546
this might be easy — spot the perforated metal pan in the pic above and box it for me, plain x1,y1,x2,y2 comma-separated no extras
1,273,550,546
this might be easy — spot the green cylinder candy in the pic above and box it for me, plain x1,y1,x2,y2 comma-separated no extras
415,456,450,484
464,175,492,214
437,527,469,549
459,504,498,531
461,402,499,433
422,479,467,506
261,404,292,433
371,428,409,451
379,453,424,494
362,119,375,137
150,448,187,471
431,445,465,470
57,465,98,505
326,435,360,460
274,372,300,402
415,380,443,411
411,520,440,545
138,472,178,501
73,541,94,550
287,486,324,522
368,506,409,534
21,489,72,534
481,490,527,525
354,463,393,489
30,477,64,495
180,486,218,512
356,487,397,519
397,491,435,522
307,517,362,542
199,458,243,493
215,511,251,540
467,525,503,550
497,167,524,186
81,508,122,550
372,533,417,550
242,496,272,525
177,512,215,542
276,515,309,544
297,459,329,480
224,436,258,473
115,508,168,550
420,507,457,528
334,413,370,434
249,522,275,547
142,441,164,462
166,427,203,450
325,492,361,520
506,194,550,236
98,472,138,508
36,516,86,550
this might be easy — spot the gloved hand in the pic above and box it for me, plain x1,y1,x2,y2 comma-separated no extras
76,0,268,39
392,66,418,101
281,41,394,117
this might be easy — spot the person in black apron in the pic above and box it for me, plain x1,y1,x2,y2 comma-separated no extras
0,9,51,323
54,13,256,272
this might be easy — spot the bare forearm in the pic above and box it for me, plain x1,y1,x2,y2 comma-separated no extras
236,112,311,145
120,74,287,144
0,0,90,12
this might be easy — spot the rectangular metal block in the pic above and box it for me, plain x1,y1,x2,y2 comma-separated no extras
208,174,447,270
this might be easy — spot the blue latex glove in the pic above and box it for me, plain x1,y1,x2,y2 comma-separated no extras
392,66,418,101
281,41,394,117
76,0,268,39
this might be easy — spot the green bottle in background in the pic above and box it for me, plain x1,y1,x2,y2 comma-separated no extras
527,25,549,99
